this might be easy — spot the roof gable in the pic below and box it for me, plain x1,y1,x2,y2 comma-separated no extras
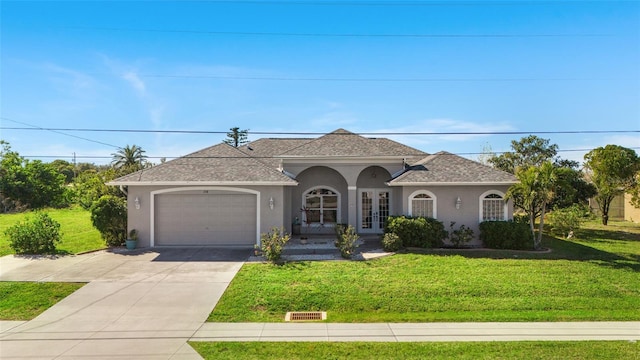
389,151,517,185
110,143,297,185
279,129,427,158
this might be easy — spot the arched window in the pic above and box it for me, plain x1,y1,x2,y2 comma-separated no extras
303,187,340,226
408,190,437,218
480,191,506,221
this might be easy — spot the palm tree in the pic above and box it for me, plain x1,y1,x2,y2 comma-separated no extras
111,145,147,174
506,161,561,249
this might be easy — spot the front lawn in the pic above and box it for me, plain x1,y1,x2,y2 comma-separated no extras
208,220,640,322
0,207,104,256
0,282,84,320
190,341,639,360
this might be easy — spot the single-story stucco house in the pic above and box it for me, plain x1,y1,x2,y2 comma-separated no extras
109,129,517,248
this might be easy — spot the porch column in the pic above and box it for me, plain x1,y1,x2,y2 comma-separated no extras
347,185,357,229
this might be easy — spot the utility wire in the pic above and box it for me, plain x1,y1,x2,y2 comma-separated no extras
1,118,121,149
20,146,640,161
2,124,638,136
61,26,610,38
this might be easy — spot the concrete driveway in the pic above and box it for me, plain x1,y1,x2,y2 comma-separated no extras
0,248,248,359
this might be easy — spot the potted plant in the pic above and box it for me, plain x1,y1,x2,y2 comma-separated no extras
126,229,138,250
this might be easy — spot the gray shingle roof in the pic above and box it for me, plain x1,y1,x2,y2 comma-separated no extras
389,151,517,185
110,143,297,185
280,129,427,157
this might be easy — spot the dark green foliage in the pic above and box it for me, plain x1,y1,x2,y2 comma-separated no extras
385,216,446,248
334,224,359,259
73,169,121,209
90,195,127,247
447,222,474,248
381,232,402,252
259,226,290,263
479,221,534,250
0,142,66,211
548,205,588,238
5,213,61,254
223,127,249,147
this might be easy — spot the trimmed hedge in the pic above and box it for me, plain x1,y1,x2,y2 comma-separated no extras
479,221,534,250
385,216,447,249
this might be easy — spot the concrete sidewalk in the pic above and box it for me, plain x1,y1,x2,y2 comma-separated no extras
192,321,640,342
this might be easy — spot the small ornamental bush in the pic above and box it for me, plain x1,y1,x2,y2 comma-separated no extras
90,195,127,247
5,212,62,254
479,221,534,250
448,222,474,248
381,232,402,252
260,226,290,263
335,224,359,259
548,205,586,238
385,216,446,248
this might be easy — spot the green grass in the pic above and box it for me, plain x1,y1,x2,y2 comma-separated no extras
189,341,639,360
208,220,640,323
0,207,105,256
0,282,84,320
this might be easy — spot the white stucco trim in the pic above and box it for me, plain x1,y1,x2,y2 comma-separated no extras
478,190,508,223
387,181,517,187
150,186,261,247
109,181,296,186
408,189,437,219
301,185,342,225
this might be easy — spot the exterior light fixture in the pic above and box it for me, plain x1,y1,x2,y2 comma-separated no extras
455,196,462,210
134,197,141,210
269,197,274,210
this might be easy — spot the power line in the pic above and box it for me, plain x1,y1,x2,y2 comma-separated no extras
1,118,121,149
62,26,610,38
2,125,638,136
20,146,640,161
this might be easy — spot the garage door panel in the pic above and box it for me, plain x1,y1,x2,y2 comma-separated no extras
155,193,256,246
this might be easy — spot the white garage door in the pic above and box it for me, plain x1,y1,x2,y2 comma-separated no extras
155,193,256,246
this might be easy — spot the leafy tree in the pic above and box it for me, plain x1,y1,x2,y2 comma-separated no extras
551,159,597,209
584,145,640,225
0,141,66,211
223,127,249,147
50,159,75,184
489,135,558,174
90,195,127,247
73,168,121,209
506,162,564,249
111,144,147,175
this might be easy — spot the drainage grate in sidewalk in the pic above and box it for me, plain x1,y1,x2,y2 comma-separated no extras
285,311,327,321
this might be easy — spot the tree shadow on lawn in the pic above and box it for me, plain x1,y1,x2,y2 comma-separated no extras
407,235,640,272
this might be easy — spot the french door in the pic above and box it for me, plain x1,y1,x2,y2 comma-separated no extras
359,189,390,233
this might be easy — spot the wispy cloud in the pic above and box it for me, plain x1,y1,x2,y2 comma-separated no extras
370,118,515,148
122,71,146,96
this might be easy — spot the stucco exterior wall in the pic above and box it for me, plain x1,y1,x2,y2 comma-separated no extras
126,185,287,248
399,185,513,246
625,193,640,223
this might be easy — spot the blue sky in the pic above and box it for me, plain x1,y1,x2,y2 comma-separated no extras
1,0,638,165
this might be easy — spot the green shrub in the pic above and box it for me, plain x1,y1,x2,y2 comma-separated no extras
381,232,402,252
5,213,62,254
548,205,586,238
260,226,290,263
334,224,359,259
448,221,474,248
385,216,446,248
479,221,534,250
90,195,127,247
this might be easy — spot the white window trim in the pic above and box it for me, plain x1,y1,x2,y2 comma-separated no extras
408,189,437,219
302,186,341,226
479,190,507,222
